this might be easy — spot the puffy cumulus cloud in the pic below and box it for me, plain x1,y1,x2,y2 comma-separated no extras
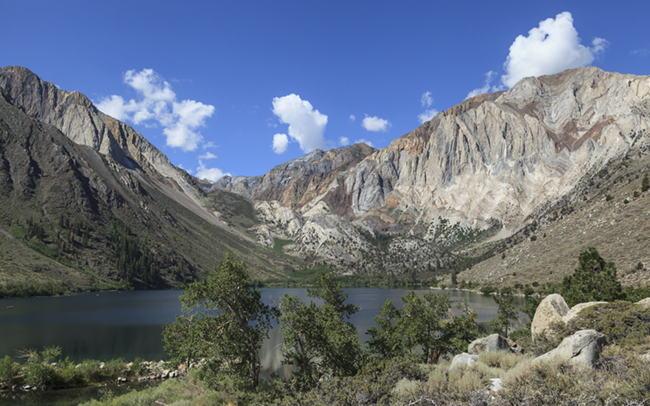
272,94,327,153
195,160,231,182
362,115,390,132
354,139,374,147
501,12,608,88
421,91,433,108
95,69,214,152
349,114,356,121
339,137,350,146
418,109,439,124
199,152,217,160
272,133,289,154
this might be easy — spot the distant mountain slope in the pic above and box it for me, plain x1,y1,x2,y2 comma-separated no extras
0,68,292,289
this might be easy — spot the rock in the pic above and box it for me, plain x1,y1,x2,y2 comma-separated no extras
531,294,570,338
533,329,606,369
562,302,607,324
138,377,147,382
99,362,105,369
489,378,502,392
22,385,31,391
636,298,650,309
449,353,479,372
468,334,512,354
319,374,333,382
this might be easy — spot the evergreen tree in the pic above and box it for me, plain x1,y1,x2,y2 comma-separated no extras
560,247,625,307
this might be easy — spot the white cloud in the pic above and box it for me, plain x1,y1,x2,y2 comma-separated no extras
631,48,650,57
272,94,328,153
362,115,391,132
339,137,350,146
418,109,439,124
202,141,217,149
95,69,215,152
501,12,608,88
354,139,374,147
195,160,231,182
466,71,498,99
421,91,433,108
199,152,218,160
349,114,356,121
272,133,289,154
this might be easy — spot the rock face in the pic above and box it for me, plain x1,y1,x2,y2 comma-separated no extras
449,353,479,372
533,329,606,369
467,334,512,355
216,67,650,238
531,294,570,338
0,66,207,216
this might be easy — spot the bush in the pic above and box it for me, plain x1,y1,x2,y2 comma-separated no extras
130,357,147,376
0,355,20,384
478,351,525,371
480,286,496,295
77,360,102,383
568,301,650,347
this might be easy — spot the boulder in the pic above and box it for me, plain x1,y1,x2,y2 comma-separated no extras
449,353,479,372
562,302,607,324
533,329,606,369
468,334,512,354
531,294,569,338
636,297,650,309
489,378,502,392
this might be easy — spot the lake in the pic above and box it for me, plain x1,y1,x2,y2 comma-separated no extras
0,287,527,376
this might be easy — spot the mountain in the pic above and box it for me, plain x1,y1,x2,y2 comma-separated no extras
215,67,650,283
0,66,292,290
1,65,649,291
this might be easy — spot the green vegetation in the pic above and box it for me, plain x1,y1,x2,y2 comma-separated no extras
489,293,518,337
163,253,279,389
0,280,69,297
560,247,625,307
280,273,361,389
0,347,146,389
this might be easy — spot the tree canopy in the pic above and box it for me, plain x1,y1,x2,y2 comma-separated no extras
560,247,625,307
163,252,279,389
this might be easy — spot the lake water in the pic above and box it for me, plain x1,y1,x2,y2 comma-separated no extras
0,287,527,376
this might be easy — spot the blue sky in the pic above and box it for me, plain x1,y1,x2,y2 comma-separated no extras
1,1,649,180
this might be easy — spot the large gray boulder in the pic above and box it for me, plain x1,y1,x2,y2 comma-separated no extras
449,353,479,372
533,329,606,369
636,297,650,309
531,294,569,338
562,301,607,324
468,334,512,355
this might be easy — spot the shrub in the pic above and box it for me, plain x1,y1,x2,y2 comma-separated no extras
130,357,147,376
0,355,20,384
480,286,496,294
103,358,125,377
392,377,421,397
478,351,525,371
23,362,58,387
606,194,614,201
568,301,650,347
78,360,102,383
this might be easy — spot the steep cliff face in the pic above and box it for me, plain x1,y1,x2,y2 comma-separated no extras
217,68,650,238
346,68,649,234
0,66,207,219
